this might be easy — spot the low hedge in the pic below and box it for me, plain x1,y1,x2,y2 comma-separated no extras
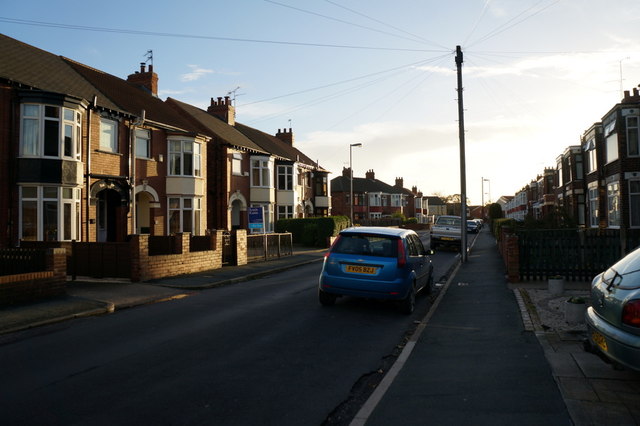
275,216,350,247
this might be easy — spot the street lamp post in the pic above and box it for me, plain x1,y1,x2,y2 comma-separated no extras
482,177,490,220
349,143,362,226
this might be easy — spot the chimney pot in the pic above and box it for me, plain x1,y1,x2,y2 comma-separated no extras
140,62,146,73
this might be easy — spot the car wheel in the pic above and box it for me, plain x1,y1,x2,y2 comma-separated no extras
319,289,337,306
399,284,416,315
425,273,434,294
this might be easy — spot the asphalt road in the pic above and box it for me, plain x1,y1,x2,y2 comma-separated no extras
0,232,464,425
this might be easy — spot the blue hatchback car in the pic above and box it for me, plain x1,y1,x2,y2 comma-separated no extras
318,227,434,314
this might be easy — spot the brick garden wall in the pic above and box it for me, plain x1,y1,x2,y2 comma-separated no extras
130,231,224,282
0,248,67,305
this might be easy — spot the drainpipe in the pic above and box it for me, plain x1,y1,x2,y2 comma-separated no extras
86,95,96,241
130,110,145,234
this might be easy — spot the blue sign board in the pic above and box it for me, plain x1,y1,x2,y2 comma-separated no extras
248,207,264,231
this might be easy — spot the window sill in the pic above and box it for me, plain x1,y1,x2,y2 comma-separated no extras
95,149,122,156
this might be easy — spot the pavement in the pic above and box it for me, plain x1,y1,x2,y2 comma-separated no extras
2,232,640,425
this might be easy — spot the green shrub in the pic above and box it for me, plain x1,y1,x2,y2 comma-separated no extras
492,218,516,239
275,216,350,247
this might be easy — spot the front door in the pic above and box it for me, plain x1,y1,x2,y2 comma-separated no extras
97,189,119,242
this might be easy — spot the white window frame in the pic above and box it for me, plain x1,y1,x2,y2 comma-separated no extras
627,116,640,157
277,165,293,190
588,187,599,228
630,180,640,228
168,196,202,235
20,104,82,160
100,118,118,153
607,181,621,228
168,139,201,177
135,129,151,159
604,119,618,164
277,205,294,219
19,185,81,241
232,153,243,175
251,157,272,188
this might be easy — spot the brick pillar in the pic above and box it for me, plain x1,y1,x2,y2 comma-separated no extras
130,234,143,282
504,234,520,283
48,248,67,295
235,229,247,266
181,233,190,253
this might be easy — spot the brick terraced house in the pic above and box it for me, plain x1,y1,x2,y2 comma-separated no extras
0,34,330,247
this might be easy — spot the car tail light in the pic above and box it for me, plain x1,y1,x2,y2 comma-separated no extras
622,300,640,328
397,239,406,268
325,236,341,258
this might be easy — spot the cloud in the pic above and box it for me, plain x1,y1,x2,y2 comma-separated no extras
180,65,214,82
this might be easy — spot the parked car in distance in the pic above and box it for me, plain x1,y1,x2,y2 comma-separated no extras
586,247,640,372
467,220,480,233
318,227,433,314
430,215,462,250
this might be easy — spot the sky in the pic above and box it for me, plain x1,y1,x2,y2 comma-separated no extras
2,0,640,205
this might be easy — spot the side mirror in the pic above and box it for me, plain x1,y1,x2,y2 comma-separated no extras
427,249,434,256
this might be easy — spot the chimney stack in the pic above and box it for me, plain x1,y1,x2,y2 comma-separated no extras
365,170,375,180
395,177,404,188
275,128,294,146
342,167,351,178
207,95,236,125
127,62,159,97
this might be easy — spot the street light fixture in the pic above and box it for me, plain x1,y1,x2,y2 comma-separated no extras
350,143,363,225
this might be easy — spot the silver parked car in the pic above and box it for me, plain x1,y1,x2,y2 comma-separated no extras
586,247,640,371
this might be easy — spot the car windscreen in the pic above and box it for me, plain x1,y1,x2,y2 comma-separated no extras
437,217,461,227
332,234,398,257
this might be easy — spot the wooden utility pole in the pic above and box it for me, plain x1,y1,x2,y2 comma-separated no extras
456,46,468,263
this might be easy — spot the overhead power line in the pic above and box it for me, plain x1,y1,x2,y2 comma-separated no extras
242,55,451,106
322,0,449,50
0,16,447,53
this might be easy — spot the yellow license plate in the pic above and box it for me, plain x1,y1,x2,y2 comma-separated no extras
592,331,608,352
345,265,377,275
441,237,454,241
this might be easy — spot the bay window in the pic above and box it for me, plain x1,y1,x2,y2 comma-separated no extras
278,205,294,219
251,158,272,187
607,181,620,227
277,165,293,190
630,180,640,228
169,139,201,177
588,187,599,228
20,186,81,241
168,197,202,235
21,104,82,159
627,116,639,156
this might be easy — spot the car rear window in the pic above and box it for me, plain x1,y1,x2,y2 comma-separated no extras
332,234,398,257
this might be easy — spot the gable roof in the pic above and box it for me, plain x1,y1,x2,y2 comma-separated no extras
0,33,121,112
426,196,446,205
330,175,405,194
63,59,197,132
165,98,266,154
234,123,326,170
0,34,202,135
